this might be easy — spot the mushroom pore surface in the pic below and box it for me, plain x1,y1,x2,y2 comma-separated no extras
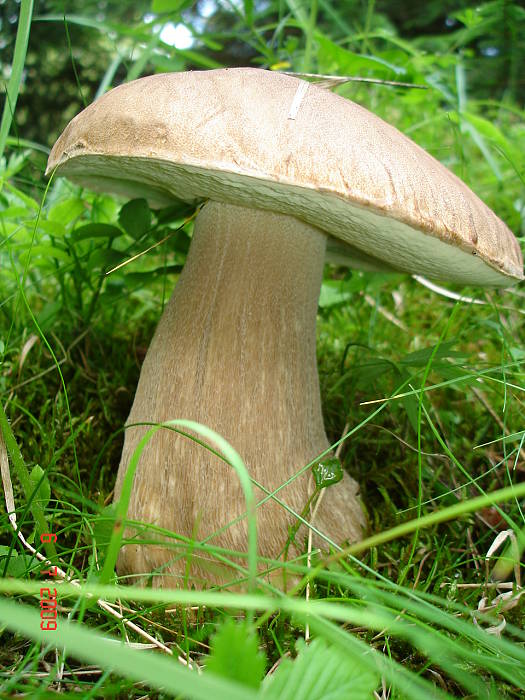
115,201,364,587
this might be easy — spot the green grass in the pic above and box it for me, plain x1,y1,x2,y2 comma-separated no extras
1,1,524,698
0,0,34,161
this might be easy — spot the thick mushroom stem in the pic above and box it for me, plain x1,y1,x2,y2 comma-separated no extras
115,201,364,587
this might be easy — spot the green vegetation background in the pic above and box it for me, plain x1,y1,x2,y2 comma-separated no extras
0,1,524,698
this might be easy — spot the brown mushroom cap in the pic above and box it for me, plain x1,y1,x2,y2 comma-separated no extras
47,67,523,286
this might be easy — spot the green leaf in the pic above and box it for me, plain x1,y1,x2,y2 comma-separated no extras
1,205,30,218
48,197,85,226
454,7,485,29
0,551,34,577
118,198,151,239
155,200,196,225
124,264,183,286
20,244,72,265
206,619,266,689
170,231,192,255
87,248,124,272
319,281,352,308
71,223,124,243
37,300,63,331
175,48,223,69
317,36,404,77
93,504,118,553
400,342,463,368
36,219,67,237
261,637,378,700
397,369,419,434
0,0,33,160
353,357,395,384
148,52,186,73
3,182,40,210
463,112,519,169
200,35,224,51
313,458,343,489
151,0,193,14
29,465,50,509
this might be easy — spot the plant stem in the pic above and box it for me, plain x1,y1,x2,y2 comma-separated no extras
0,401,57,559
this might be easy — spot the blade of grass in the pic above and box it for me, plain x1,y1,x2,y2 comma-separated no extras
244,0,254,27
95,53,122,98
339,480,525,559
0,597,258,700
403,303,460,585
63,13,87,107
126,30,161,83
0,403,57,560
0,0,34,161
2,575,524,693
303,0,318,73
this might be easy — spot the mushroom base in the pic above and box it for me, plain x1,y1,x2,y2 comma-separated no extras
114,201,365,588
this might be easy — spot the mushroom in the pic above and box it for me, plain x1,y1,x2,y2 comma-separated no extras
47,68,523,588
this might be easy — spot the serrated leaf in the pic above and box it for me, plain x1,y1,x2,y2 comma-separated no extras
261,638,378,700
29,465,50,509
206,619,266,689
118,199,151,239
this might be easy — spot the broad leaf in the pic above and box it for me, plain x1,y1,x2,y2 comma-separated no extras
261,638,378,700
48,197,85,225
206,619,266,690
313,458,343,489
118,198,151,239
